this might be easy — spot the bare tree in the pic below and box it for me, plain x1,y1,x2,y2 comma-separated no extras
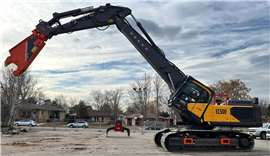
68,97,78,106
153,73,165,121
125,105,137,115
89,89,105,111
35,91,47,105
54,94,68,114
159,95,174,116
89,88,124,119
259,98,270,122
128,87,141,114
67,97,78,114
99,90,112,113
1,94,9,124
103,90,111,104
1,66,41,127
102,104,112,115
110,87,124,120
129,72,152,121
54,94,66,106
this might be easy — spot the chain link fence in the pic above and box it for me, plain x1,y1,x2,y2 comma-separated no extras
1,117,235,132
35,119,167,131
1,117,249,134
1,118,168,132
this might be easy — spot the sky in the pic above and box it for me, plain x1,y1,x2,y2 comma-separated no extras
1,0,269,104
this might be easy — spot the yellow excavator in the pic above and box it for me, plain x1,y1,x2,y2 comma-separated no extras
5,3,262,151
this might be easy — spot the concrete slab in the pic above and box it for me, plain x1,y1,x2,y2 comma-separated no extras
1,128,270,156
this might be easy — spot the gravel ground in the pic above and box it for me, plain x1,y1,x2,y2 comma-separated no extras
1,128,270,156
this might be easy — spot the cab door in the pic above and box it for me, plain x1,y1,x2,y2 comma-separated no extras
178,81,211,118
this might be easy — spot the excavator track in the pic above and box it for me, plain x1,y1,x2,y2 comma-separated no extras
160,130,254,151
153,128,172,146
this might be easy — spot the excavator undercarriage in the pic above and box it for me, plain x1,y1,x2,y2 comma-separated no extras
154,128,254,151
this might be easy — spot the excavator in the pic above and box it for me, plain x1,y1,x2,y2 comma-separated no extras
5,3,262,151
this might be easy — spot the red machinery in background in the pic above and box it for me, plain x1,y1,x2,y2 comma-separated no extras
106,120,130,137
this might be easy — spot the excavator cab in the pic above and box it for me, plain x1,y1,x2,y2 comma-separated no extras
168,77,214,126
177,80,212,104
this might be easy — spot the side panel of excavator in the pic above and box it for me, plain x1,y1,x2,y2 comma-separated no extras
187,104,262,127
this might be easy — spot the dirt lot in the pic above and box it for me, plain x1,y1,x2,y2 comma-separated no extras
1,128,270,156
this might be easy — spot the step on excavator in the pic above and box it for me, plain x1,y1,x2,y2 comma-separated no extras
5,3,262,151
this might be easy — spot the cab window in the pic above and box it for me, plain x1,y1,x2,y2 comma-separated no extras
198,90,208,103
178,82,209,103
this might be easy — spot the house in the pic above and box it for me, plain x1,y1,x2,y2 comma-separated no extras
88,110,111,124
125,112,171,127
70,110,111,125
16,103,66,122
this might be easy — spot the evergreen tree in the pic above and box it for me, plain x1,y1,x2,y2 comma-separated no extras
76,100,88,119
159,111,170,118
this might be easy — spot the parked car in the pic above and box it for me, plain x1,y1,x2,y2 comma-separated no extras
14,120,37,127
68,121,89,128
248,123,270,139
145,124,164,130
266,129,270,139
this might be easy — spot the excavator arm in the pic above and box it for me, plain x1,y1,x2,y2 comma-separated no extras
5,3,186,91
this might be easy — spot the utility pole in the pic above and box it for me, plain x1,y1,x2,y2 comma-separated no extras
133,87,147,121
133,87,147,135
156,94,158,125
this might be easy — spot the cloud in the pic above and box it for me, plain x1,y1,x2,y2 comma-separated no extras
136,18,181,41
86,45,101,50
179,29,198,40
249,54,270,71
2,1,269,102
73,38,80,42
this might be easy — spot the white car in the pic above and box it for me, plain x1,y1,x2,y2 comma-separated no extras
14,120,37,127
266,130,270,139
248,123,270,139
68,121,89,128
